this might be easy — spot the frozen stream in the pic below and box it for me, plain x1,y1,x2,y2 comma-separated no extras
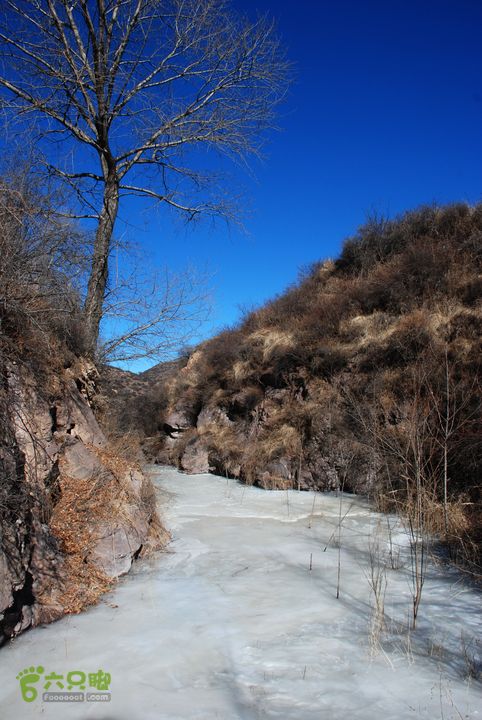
0,465,480,719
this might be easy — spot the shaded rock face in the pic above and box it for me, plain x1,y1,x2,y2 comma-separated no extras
61,438,104,480
165,409,192,431
0,360,164,646
155,373,352,492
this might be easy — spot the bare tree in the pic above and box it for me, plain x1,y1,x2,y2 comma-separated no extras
0,0,290,348
100,259,211,363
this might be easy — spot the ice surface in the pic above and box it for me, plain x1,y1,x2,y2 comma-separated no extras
0,466,480,719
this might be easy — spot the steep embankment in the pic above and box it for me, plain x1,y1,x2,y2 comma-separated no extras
0,358,166,646
139,204,481,568
0,178,167,645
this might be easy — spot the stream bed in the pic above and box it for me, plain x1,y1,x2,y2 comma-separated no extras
0,465,480,719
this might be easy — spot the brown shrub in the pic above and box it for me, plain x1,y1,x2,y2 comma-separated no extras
358,311,435,371
0,175,91,374
158,201,482,568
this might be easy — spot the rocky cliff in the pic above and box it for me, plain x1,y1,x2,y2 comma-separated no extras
0,358,166,646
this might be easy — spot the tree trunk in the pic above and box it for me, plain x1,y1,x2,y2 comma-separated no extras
84,175,119,349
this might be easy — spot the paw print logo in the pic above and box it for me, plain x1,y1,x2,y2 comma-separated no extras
16,666,44,703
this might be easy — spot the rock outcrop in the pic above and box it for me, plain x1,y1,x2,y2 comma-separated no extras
0,359,166,646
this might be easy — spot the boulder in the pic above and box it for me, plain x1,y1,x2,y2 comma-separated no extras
257,457,293,489
180,437,210,474
164,409,191,430
60,438,103,481
89,524,142,578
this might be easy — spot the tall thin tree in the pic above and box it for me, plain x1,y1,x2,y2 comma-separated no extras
0,0,290,347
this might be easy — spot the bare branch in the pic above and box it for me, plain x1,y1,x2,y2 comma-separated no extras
0,0,291,351
99,261,212,363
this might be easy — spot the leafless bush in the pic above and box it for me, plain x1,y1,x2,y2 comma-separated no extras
99,258,212,364
366,522,388,654
0,171,91,368
337,204,482,277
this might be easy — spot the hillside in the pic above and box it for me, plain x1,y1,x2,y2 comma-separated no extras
136,203,481,570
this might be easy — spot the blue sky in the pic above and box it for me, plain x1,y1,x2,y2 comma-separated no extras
2,1,481,370
114,0,482,369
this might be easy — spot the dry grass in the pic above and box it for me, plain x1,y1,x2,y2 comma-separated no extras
48,442,167,615
366,524,388,655
48,470,115,613
232,359,254,383
248,328,295,362
96,433,144,473
53,556,112,615
339,311,397,346
144,201,481,568
240,424,301,488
